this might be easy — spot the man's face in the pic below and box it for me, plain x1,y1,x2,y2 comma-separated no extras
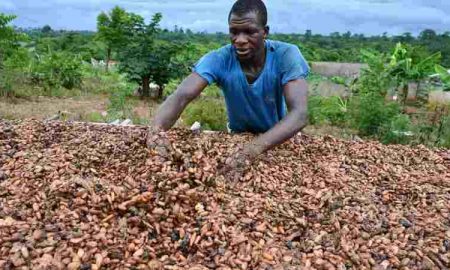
229,12,268,62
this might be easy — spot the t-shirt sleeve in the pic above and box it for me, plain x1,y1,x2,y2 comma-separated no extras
192,51,222,85
280,45,310,85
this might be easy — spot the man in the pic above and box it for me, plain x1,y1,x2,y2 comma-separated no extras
147,0,310,178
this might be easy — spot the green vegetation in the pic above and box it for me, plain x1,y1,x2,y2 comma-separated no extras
96,6,133,72
308,43,449,148
182,98,228,131
31,50,83,91
1,8,449,147
435,65,450,91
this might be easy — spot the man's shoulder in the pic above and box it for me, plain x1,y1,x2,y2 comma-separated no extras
267,40,299,56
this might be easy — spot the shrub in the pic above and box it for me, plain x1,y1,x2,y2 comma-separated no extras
163,79,222,99
182,98,227,131
380,114,413,145
107,81,136,120
31,51,83,90
308,95,348,126
348,93,401,136
437,115,450,148
0,47,32,97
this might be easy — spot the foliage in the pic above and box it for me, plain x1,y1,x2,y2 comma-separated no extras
164,79,223,100
0,13,23,64
389,43,440,82
435,65,450,91
33,32,105,62
401,105,450,148
380,114,413,145
182,98,228,131
97,70,139,121
143,40,185,95
202,84,223,98
348,93,401,136
81,64,131,95
356,49,394,97
0,47,32,97
0,14,30,97
31,51,83,90
388,43,441,102
96,6,137,70
96,6,135,47
162,79,180,98
117,12,185,99
308,96,348,126
436,115,450,147
330,76,347,86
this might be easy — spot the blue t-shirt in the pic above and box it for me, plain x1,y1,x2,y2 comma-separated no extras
193,40,310,133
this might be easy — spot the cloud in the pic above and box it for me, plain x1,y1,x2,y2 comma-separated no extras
1,0,449,35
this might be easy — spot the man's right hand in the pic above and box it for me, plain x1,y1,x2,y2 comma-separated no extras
146,127,173,159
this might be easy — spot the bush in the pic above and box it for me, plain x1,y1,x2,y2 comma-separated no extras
163,79,222,99
413,109,450,148
437,116,450,148
348,93,401,136
107,79,136,120
0,70,13,97
31,51,83,90
203,84,222,98
182,98,227,131
163,79,180,98
0,47,32,97
308,95,348,126
380,114,413,144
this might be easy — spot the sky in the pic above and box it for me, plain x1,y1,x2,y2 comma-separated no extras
1,0,449,36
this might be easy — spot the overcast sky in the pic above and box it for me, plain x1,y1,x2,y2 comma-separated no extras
1,0,449,36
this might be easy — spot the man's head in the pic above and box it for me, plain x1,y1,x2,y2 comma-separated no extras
228,0,269,61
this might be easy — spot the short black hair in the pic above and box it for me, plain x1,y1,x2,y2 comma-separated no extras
228,0,268,27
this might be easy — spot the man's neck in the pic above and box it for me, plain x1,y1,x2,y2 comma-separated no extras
240,46,267,84
240,46,266,71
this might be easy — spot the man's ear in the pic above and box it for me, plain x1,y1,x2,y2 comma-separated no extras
264,25,270,38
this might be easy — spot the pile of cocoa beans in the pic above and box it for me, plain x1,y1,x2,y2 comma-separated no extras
1,120,449,270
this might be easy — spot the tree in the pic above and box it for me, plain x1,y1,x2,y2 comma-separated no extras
0,13,23,67
41,25,53,35
343,31,352,39
118,13,186,99
118,13,182,99
96,6,133,71
419,29,437,41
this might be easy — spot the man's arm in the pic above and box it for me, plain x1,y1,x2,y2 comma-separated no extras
221,78,308,179
245,78,308,156
152,73,208,131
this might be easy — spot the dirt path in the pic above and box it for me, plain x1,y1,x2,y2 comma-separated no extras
0,95,160,125
0,95,109,121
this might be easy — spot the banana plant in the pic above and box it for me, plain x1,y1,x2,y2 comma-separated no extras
435,65,450,91
389,43,441,103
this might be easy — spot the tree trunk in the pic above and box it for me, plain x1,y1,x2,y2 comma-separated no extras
142,76,150,98
400,84,408,105
0,49,4,69
105,47,111,72
157,85,164,100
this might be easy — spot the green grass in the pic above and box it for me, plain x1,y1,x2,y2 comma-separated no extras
83,112,106,123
